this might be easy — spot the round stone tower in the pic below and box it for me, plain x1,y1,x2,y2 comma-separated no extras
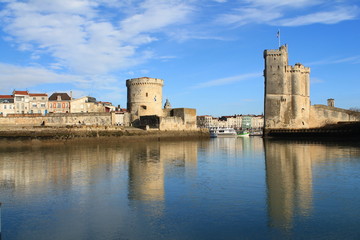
126,77,164,118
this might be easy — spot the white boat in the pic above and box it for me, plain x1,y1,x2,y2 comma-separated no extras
249,131,263,136
209,127,237,138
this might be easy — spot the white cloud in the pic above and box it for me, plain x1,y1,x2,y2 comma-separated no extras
216,0,359,27
191,72,262,89
305,55,360,66
276,6,359,26
0,63,82,90
310,77,325,84
0,63,125,100
0,0,194,75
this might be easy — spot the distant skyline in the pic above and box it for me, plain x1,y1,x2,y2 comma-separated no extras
0,0,359,116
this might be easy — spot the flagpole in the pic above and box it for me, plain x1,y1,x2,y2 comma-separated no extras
277,29,281,48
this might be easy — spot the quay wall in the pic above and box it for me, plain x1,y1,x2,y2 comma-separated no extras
0,112,113,126
309,105,360,128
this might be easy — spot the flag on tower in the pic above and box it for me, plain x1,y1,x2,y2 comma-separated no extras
277,29,280,38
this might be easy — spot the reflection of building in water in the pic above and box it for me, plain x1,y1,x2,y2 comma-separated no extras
204,137,264,159
265,139,360,229
265,140,313,229
128,144,164,201
0,143,127,195
128,141,198,201
0,141,198,202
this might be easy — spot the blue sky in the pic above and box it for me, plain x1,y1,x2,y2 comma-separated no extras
0,0,359,116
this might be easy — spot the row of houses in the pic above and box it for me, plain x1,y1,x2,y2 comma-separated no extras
197,114,264,130
0,90,117,116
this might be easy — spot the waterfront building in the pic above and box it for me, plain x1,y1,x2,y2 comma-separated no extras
251,115,264,130
70,96,113,113
48,93,71,113
0,95,15,116
197,115,218,128
126,77,197,130
263,45,360,134
241,115,252,130
12,90,48,115
197,114,264,130
28,93,48,115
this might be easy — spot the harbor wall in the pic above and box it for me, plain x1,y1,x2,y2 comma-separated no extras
309,105,360,128
0,112,113,126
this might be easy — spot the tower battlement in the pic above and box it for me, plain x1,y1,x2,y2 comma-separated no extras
287,64,310,73
126,77,164,87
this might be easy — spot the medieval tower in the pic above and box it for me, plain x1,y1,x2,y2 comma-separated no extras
264,45,310,131
126,77,164,119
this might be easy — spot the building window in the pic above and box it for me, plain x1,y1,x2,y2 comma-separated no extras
146,93,148,97
4,105,6,109
32,103,37,108
41,103,46,108
57,103,61,108
42,97,45,100
33,97,36,100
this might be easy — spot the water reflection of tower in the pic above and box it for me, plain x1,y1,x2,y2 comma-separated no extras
128,143,164,201
128,141,199,201
264,140,313,229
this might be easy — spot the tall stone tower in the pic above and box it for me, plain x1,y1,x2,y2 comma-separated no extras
126,77,164,118
264,45,310,131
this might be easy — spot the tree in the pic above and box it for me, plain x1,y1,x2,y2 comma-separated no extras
349,107,360,112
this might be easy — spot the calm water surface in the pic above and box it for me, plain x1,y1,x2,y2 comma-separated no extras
0,137,360,239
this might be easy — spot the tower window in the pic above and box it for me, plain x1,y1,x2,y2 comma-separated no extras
146,93,148,97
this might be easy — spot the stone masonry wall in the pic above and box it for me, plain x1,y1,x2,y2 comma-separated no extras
309,105,360,128
0,112,112,126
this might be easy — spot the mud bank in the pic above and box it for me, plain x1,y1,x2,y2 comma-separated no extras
0,126,210,141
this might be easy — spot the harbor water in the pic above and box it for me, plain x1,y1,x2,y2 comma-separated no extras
0,137,360,239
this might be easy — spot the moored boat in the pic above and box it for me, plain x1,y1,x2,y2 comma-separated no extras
237,130,250,137
209,127,237,138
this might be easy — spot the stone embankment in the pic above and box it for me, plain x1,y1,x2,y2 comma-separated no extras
0,125,210,141
264,121,360,139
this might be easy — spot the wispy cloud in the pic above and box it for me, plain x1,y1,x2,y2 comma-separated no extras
216,0,359,27
276,6,359,26
0,63,83,90
306,55,360,66
310,77,325,84
0,63,122,98
190,72,262,89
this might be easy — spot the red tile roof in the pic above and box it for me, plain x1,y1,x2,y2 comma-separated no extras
13,90,29,95
0,95,13,99
29,93,48,97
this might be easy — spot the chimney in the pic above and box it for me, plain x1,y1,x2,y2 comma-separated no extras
327,98,335,107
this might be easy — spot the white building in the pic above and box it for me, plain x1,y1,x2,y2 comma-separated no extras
0,95,15,116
